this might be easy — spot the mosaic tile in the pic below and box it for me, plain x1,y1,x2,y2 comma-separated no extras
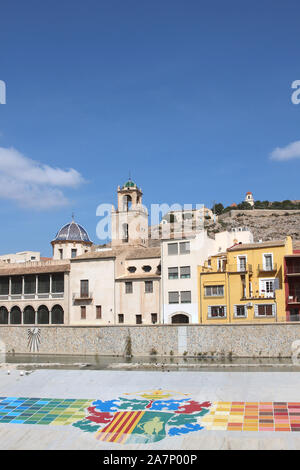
1,393,300,444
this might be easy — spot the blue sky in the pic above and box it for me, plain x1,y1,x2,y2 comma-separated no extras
0,0,300,256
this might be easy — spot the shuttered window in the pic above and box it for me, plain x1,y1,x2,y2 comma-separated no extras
254,304,276,317
234,305,247,318
180,266,191,278
168,267,178,279
168,243,178,255
169,291,179,304
181,291,191,303
205,285,224,297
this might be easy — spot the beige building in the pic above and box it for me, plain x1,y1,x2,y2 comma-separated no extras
0,251,41,263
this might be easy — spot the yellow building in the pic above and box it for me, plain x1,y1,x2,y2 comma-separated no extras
198,237,293,324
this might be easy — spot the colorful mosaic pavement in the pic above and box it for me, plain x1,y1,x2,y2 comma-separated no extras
0,391,300,444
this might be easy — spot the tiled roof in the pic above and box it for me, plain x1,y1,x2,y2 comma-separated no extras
227,240,285,251
0,261,70,276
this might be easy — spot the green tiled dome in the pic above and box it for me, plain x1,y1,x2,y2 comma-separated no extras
123,178,136,188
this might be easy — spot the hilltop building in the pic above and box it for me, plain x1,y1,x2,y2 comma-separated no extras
244,191,255,206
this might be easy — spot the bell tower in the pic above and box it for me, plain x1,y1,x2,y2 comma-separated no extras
111,179,148,247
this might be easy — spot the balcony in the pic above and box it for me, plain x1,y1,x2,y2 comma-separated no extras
73,292,93,301
288,292,300,304
241,294,275,301
257,263,277,273
227,264,253,273
286,265,300,275
0,292,64,301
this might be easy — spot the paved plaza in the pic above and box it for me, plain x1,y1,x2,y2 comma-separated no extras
0,369,300,449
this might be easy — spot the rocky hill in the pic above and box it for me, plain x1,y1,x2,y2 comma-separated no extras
208,211,300,242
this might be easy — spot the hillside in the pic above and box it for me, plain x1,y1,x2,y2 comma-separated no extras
207,211,300,242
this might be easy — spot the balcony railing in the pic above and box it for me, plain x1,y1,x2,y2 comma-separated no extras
73,292,93,300
0,292,64,301
288,293,300,303
286,265,300,275
227,264,252,273
257,263,277,273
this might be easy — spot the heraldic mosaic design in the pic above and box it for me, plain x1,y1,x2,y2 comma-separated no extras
0,390,299,443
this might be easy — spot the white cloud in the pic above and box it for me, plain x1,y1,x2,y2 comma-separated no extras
0,147,84,209
270,141,300,161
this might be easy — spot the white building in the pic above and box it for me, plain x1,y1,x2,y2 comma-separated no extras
161,229,253,324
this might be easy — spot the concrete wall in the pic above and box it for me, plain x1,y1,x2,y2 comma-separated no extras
1,324,300,357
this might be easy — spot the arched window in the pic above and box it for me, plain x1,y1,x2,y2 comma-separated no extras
10,306,22,324
23,306,35,324
51,305,64,324
37,305,49,324
123,195,132,211
0,306,8,324
171,314,189,324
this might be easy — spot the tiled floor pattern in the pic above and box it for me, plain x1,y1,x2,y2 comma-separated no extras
201,401,300,432
0,397,93,426
1,397,300,433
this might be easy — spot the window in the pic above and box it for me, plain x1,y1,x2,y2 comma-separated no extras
172,314,189,324
168,243,178,255
24,275,36,295
0,277,9,295
259,279,275,297
151,313,158,324
71,249,77,259
180,241,190,254
234,305,247,318
96,305,102,319
23,306,35,324
204,285,224,297
118,314,124,324
142,265,151,272
238,256,247,272
51,305,64,324
145,281,153,293
59,249,63,260
122,223,129,243
180,266,191,278
38,274,50,294
169,291,179,304
136,314,142,324
263,254,273,270
255,304,275,317
208,306,226,318
181,291,191,303
80,280,89,298
10,306,22,324
127,266,136,273
81,306,86,319
52,273,64,293
11,276,22,295
0,306,8,324
37,305,49,324
125,281,133,294
168,267,178,279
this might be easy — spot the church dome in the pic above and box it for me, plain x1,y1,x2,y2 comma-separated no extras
123,178,136,189
54,220,91,243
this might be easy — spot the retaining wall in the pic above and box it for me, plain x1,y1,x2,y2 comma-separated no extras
1,324,300,357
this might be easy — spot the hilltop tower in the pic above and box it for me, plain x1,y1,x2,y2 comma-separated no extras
244,191,254,207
